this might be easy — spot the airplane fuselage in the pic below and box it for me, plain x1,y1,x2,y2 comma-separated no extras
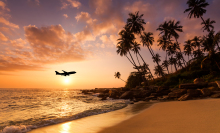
55,71,76,76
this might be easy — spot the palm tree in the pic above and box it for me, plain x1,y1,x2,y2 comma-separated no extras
116,44,135,66
157,35,171,60
131,41,154,79
201,18,216,32
157,21,171,40
184,40,194,61
117,27,137,68
162,60,170,74
126,11,146,35
175,52,184,68
152,53,161,64
154,65,165,78
169,20,187,66
114,72,126,82
132,42,141,66
191,36,203,58
169,57,178,72
184,0,209,31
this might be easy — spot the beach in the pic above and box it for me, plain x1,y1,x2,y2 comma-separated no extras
28,98,220,133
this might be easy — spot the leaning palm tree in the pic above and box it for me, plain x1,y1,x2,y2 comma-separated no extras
131,41,154,79
157,21,171,40
114,72,126,82
126,11,146,35
201,18,216,32
117,27,137,68
162,60,170,74
152,53,161,64
192,36,202,53
169,57,178,72
116,44,135,66
184,0,210,31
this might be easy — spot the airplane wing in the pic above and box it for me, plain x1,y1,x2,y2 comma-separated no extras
68,71,76,74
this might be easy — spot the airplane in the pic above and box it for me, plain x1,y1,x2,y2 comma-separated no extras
55,70,76,76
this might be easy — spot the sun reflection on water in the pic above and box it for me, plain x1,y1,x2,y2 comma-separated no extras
61,122,71,133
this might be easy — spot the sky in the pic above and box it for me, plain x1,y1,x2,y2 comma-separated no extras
0,0,220,89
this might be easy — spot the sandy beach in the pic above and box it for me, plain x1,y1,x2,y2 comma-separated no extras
99,98,220,133
28,98,220,133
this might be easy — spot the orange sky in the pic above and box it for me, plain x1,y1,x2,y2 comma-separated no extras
0,0,219,89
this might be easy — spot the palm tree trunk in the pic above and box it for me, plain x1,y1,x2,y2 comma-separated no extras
120,78,126,83
174,64,178,71
166,67,169,74
136,54,141,66
125,55,135,66
137,52,154,80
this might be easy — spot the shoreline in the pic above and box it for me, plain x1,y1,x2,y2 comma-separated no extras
28,101,155,133
98,98,220,133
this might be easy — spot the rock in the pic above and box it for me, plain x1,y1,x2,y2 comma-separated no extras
133,90,151,98
187,89,201,97
194,78,205,84
157,95,169,101
211,93,220,98
215,81,220,88
101,97,107,100
208,82,218,88
179,83,198,89
168,89,187,98
98,93,109,98
157,86,169,92
201,88,212,96
208,86,219,91
119,91,133,99
178,94,191,101
148,86,159,91
144,96,157,101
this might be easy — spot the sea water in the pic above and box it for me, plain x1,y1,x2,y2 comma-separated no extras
0,88,128,133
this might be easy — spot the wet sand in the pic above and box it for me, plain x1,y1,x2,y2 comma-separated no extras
99,99,220,133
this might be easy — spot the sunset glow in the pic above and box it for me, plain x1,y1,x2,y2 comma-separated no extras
0,0,220,89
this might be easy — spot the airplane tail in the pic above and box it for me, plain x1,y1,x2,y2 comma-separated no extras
55,71,59,75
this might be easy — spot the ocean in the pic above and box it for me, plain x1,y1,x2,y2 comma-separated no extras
0,88,129,133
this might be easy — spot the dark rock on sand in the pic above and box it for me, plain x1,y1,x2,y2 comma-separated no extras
179,83,198,89
211,93,220,98
168,89,187,98
178,94,191,101
187,89,201,97
201,88,212,96
119,91,133,99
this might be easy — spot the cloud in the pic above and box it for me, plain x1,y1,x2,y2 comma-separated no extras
63,14,68,18
35,0,40,5
0,17,19,29
61,0,81,9
0,1,10,11
0,32,8,41
90,0,112,15
75,12,96,24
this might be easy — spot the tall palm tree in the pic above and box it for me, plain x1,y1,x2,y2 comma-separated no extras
169,20,186,66
116,44,135,66
117,27,137,68
184,40,194,61
184,0,209,31
162,60,170,74
201,18,216,32
157,21,171,40
126,11,146,35
114,72,126,82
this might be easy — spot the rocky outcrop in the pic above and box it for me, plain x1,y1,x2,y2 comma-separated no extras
119,91,133,99
179,83,198,89
194,78,205,84
168,89,187,98
211,93,220,98
200,88,212,96
187,89,201,97
178,94,191,101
